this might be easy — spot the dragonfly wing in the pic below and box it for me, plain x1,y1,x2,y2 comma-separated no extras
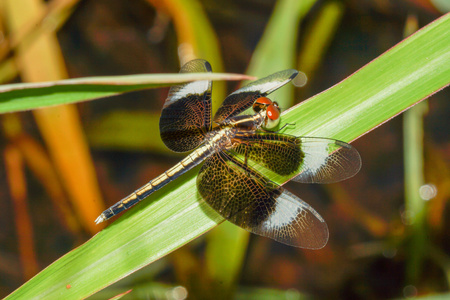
159,59,212,152
231,133,361,184
230,132,303,177
213,69,298,123
293,137,361,183
197,150,328,249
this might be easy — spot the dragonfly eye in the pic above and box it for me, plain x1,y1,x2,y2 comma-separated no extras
253,97,273,113
264,103,280,129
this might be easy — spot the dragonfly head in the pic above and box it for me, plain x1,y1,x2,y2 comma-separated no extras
252,97,281,130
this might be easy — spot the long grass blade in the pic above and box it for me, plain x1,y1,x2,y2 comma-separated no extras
0,73,253,114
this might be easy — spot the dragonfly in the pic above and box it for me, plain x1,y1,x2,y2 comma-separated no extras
95,59,361,249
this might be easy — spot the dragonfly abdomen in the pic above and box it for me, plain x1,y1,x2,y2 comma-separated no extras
95,144,213,224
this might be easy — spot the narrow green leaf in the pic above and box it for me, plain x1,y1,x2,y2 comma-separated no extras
168,0,227,110
86,112,170,153
0,73,253,114
246,0,317,107
431,0,450,13
6,14,450,300
402,15,428,285
298,0,344,82
205,221,249,298
404,100,428,284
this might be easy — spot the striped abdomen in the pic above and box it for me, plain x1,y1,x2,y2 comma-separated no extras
95,144,213,224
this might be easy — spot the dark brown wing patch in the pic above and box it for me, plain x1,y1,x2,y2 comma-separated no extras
231,134,361,184
159,59,212,152
197,151,328,248
231,132,304,176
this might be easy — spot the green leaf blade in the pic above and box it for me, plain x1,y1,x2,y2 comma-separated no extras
285,13,450,141
0,73,253,114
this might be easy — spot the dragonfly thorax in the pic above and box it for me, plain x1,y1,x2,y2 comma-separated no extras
204,127,235,151
206,113,266,152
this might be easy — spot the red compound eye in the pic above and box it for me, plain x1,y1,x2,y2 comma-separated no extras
255,97,272,105
266,104,280,120
263,102,280,130
253,97,274,113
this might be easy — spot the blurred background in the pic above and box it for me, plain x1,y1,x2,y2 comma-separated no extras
0,0,448,299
